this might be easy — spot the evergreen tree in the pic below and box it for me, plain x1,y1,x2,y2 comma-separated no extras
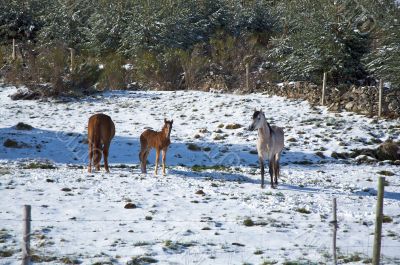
268,0,371,84
363,0,400,88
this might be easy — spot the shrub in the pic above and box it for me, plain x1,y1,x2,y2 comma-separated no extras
97,53,127,90
376,140,400,161
70,62,102,92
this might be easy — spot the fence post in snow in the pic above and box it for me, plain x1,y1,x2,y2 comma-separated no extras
378,79,383,117
332,198,337,265
22,205,31,265
321,72,327,106
372,177,385,265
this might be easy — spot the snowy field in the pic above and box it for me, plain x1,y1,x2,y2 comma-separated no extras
0,85,399,265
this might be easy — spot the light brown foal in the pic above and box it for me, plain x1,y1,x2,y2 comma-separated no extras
139,119,173,175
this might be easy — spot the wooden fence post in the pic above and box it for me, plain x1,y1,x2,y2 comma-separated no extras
321,72,327,105
378,79,383,117
22,205,31,265
245,62,250,91
372,177,385,265
332,198,338,265
69,48,75,72
12,38,16,60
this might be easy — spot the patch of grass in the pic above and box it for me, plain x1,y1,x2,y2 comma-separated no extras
145,216,153,220
24,162,56,169
383,215,393,223
202,146,211,152
0,249,14,257
243,218,254,227
213,134,226,140
0,229,12,243
60,257,80,264
15,122,33,130
187,143,201,151
261,261,278,265
162,240,196,252
254,249,264,255
341,253,362,263
128,255,158,265
3,139,21,148
296,208,311,214
133,241,152,246
225,123,242,129
362,258,372,264
377,170,395,176
31,254,58,262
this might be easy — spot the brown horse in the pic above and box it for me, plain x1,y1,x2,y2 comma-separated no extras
139,119,173,175
87,113,115,173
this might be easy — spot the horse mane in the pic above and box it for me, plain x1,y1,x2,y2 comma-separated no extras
265,121,273,133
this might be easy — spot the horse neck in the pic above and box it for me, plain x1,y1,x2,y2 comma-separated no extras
161,126,170,140
258,121,272,140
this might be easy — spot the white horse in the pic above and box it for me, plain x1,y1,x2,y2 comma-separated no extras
249,109,284,188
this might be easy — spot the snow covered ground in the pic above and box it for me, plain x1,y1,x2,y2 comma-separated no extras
0,85,399,265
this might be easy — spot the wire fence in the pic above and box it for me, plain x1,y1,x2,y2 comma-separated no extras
1,210,400,265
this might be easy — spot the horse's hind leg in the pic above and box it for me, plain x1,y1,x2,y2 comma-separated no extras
140,147,150,174
103,142,111,173
94,144,102,171
259,156,265,188
274,153,281,186
269,159,275,188
139,140,147,173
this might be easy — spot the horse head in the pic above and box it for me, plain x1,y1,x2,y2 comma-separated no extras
163,118,173,137
249,109,265,131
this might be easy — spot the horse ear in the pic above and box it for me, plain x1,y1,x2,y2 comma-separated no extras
259,108,263,113
171,119,173,124
164,118,167,123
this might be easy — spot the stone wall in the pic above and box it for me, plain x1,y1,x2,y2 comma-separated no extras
259,82,400,118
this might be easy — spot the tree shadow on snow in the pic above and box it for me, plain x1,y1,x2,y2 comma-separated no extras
353,189,400,202
0,126,327,168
